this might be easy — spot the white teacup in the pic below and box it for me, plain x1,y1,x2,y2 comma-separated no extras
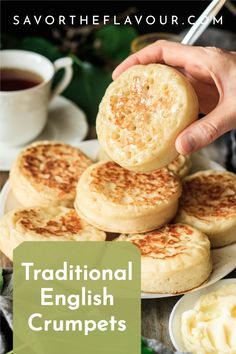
0,50,73,146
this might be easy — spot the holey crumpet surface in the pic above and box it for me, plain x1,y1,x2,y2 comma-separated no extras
167,155,191,179
0,206,106,260
96,64,198,172
117,224,212,294
10,141,93,208
75,161,182,233
175,170,236,248
97,149,192,179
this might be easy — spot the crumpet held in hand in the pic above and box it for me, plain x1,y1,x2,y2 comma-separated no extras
96,64,198,172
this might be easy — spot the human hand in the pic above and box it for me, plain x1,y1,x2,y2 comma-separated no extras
112,41,236,155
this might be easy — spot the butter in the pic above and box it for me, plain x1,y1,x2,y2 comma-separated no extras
181,284,236,354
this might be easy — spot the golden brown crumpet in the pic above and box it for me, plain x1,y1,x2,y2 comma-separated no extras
96,64,198,172
117,224,212,294
10,141,93,207
97,150,191,178
0,206,106,260
167,155,191,178
75,161,182,233
175,170,236,248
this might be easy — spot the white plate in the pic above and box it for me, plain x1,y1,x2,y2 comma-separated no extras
169,278,236,352
0,96,89,171
0,140,235,299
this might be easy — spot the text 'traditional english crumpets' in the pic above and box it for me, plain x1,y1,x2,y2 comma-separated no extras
167,155,191,179
175,170,236,248
10,141,93,208
75,161,182,233
0,206,106,260
117,224,212,293
96,64,199,172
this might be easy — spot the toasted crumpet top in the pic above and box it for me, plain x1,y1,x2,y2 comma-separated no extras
168,155,188,175
118,224,208,259
89,161,181,206
97,64,198,167
16,208,82,237
19,142,92,195
180,171,236,219
12,207,105,240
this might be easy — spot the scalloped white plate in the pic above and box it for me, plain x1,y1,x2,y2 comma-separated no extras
0,140,235,299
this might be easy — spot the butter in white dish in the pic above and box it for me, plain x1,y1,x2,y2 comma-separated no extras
181,284,236,354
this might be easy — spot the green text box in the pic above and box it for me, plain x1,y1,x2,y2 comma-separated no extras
13,241,141,354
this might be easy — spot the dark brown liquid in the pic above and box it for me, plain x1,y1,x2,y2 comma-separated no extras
0,68,43,91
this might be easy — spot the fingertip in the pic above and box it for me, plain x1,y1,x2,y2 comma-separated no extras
175,137,187,155
111,72,116,81
112,57,135,80
112,68,120,80
112,66,121,80
175,133,197,155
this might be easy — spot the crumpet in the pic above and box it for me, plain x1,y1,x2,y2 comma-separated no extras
167,155,191,178
96,149,191,179
175,170,236,248
75,161,182,233
10,141,93,208
0,206,106,260
117,224,212,293
96,64,198,172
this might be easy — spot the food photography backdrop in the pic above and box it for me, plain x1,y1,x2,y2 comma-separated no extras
1,1,236,354
2,1,236,128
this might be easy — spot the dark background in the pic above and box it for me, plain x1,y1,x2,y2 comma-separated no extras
2,1,236,39
1,1,235,129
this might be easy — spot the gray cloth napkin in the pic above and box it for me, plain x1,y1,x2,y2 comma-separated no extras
0,269,13,354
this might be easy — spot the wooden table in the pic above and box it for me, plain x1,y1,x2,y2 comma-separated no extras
1,170,235,350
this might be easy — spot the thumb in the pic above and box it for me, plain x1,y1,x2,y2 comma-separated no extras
175,100,236,155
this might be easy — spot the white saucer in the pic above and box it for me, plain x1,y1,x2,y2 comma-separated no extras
169,278,236,352
0,96,89,171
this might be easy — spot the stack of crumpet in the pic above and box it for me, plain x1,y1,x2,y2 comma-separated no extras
0,141,105,261
1,64,236,294
78,64,210,294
